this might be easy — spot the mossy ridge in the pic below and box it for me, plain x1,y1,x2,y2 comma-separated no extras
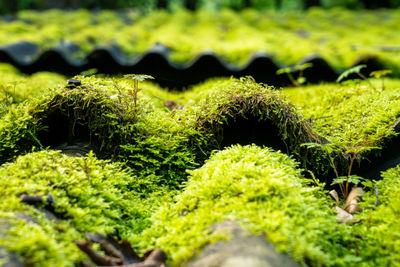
138,145,365,266
1,75,350,182
284,81,400,177
353,165,400,266
0,75,199,190
183,77,335,179
0,63,65,117
0,150,165,267
284,81,400,146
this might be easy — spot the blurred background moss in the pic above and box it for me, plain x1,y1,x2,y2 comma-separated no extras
1,0,400,15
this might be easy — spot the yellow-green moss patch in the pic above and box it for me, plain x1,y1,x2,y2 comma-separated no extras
138,145,363,266
0,150,163,266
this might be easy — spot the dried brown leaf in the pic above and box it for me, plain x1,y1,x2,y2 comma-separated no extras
86,233,141,264
99,240,124,260
75,240,123,266
143,249,167,265
329,190,339,206
343,186,364,214
346,199,362,214
76,234,167,267
335,206,354,224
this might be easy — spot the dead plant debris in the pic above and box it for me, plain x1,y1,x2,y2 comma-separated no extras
75,233,166,267
330,186,364,224
19,194,71,219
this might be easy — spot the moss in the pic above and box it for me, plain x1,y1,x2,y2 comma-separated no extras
3,9,400,74
1,75,400,266
8,72,400,182
138,145,363,266
0,63,65,117
178,77,333,179
2,75,351,182
354,166,400,266
283,80,400,179
284,80,400,149
0,150,163,266
0,75,199,190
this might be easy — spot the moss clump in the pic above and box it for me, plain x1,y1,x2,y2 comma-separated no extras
183,77,331,178
0,75,199,190
192,78,320,147
0,63,65,117
0,150,163,267
284,80,400,179
138,145,361,266
354,166,400,265
284,81,400,150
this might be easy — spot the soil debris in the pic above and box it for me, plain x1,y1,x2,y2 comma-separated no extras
76,233,166,267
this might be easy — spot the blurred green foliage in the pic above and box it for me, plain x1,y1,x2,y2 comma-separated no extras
0,63,65,117
2,8,400,76
1,0,400,14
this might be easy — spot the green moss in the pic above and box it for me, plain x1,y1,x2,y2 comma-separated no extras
284,80,400,148
177,77,332,178
0,75,343,182
0,75,400,266
0,63,65,117
0,150,163,266
3,9,400,73
283,79,400,173
0,75,199,190
9,73,399,182
190,77,318,144
354,166,400,266
138,145,362,266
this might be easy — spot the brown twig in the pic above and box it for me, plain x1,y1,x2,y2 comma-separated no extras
76,234,167,267
345,153,357,200
75,240,123,266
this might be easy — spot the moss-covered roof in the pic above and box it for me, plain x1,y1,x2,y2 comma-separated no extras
0,71,400,266
2,9,400,73
1,145,399,266
0,63,65,117
138,145,360,266
284,80,400,150
0,150,160,266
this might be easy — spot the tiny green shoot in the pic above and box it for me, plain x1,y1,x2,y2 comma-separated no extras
276,63,313,87
370,69,392,90
123,74,154,108
337,64,376,90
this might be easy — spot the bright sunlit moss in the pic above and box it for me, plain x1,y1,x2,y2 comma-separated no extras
283,80,400,151
0,63,65,117
138,145,363,266
0,72,400,266
0,150,164,267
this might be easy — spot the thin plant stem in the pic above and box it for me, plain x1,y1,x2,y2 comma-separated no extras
324,147,339,179
134,80,138,108
324,147,345,198
345,153,357,199
357,73,376,90
287,73,299,87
